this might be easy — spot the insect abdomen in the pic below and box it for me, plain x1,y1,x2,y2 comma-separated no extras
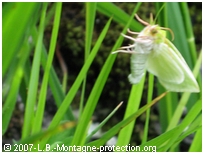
128,53,149,84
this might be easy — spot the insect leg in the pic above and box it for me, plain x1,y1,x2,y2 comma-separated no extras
121,33,137,42
127,28,140,35
135,14,149,26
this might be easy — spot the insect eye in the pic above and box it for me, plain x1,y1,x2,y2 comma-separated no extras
151,28,157,34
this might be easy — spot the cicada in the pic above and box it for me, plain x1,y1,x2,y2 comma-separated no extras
112,14,199,92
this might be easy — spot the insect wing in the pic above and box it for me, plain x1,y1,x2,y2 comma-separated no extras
146,43,184,84
164,40,200,92
146,42,199,92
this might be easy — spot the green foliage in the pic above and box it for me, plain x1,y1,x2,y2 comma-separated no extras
3,2,201,152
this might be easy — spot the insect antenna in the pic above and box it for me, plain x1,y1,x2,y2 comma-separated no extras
160,27,175,41
135,14,149,26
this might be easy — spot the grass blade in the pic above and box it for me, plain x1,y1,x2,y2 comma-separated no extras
142,73,154,144
79,2,97,117
116,75,145,146
39,16,113,148
32,2,61,134
97,2,143,31
22,3,47,138
86,101,123,142
86,92,168,148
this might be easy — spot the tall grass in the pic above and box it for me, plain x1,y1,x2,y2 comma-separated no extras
2,2,201,152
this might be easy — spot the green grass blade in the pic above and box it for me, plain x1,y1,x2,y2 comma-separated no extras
32,2,61,134
49,17,112,130
97,2,143,31
2,68,23,134
3,3,40,134
3,2,40,77
39,17,112,148
139,99,201,152
157,3,180,134
167,2,200,110
116,75,145,146
86,92,168,148
142,73,154,144
179,2,202,95
85,2,96,59
178,2,201,105
194,56,202,95
86,101,123,142
2,61,18,101
156,3,200,135
29,25,74,120
155,3,178,133
170,114,201,151
139,123,200,152
166,51,202,131
167,3,192,67
70,18,113,146
179,2,198,64
189,124,202,152
39,28,74,120
79,2,97,117
161,99,201,151
71,3,142,146
2,22,34,134
21,3,48,138
9,121,76,152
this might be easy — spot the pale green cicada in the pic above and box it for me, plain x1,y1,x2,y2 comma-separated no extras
112,14,199,92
